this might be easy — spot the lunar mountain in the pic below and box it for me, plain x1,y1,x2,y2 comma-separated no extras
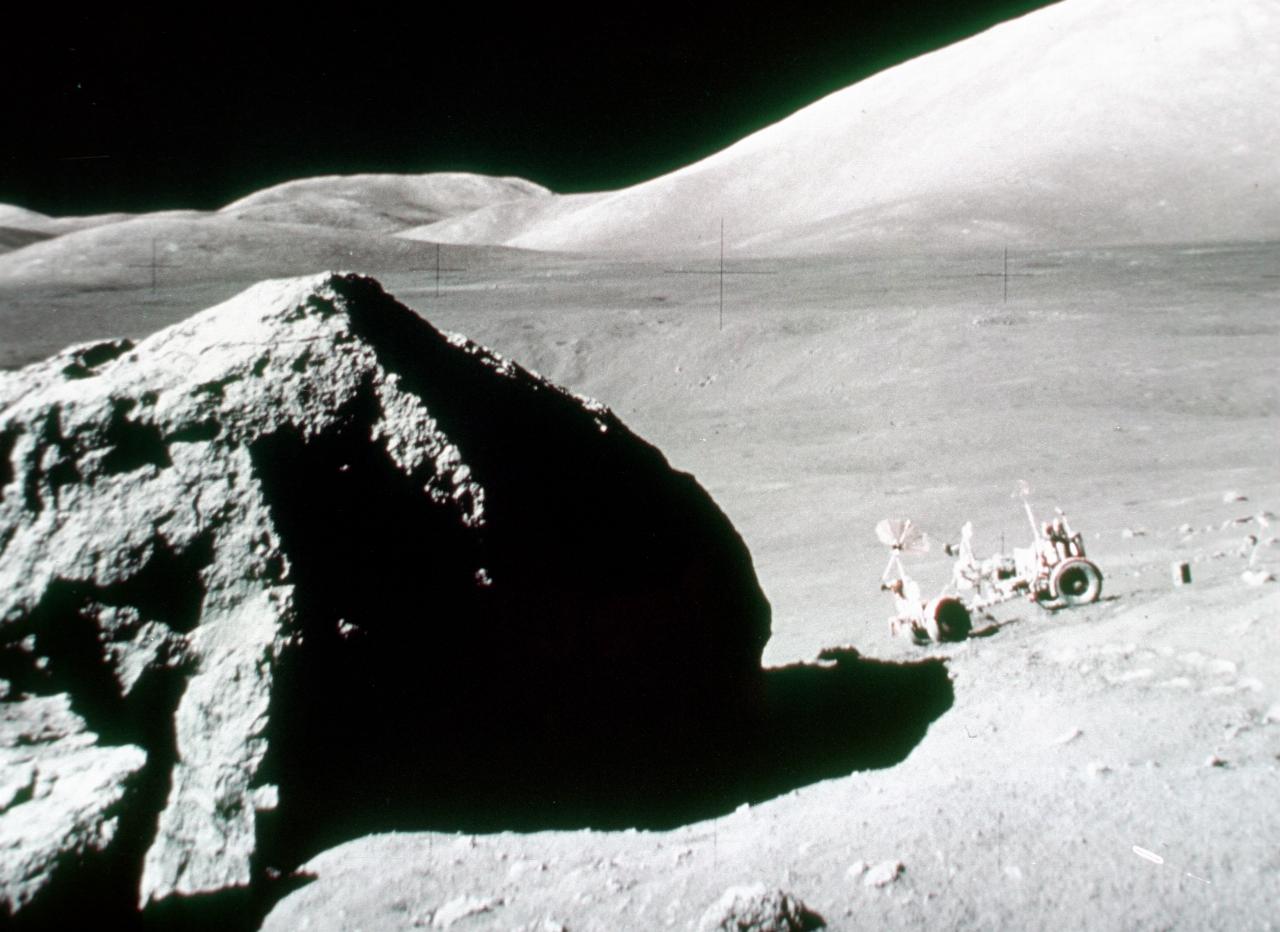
401,0,1280,254
1,0,1274,307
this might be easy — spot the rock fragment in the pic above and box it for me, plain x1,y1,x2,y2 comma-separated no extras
431,895,503,928
863,860,905,888
0,695,147,917
0,272,771,922
696,883,823,931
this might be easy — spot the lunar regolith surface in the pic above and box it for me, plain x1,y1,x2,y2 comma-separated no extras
2,0,1278,928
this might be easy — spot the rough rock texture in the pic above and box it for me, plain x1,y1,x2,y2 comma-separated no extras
0,273,770,923
0,695,147,915
696,883,824,932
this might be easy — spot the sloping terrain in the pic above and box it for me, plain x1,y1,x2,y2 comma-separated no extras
0,171,548,288
0,237,1275,930
0,205,135,248
254,242,1280,931
401,0,1280,254
0,214,462,288
218,173,550,232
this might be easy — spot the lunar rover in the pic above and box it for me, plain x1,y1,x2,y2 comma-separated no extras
878,489,1104,645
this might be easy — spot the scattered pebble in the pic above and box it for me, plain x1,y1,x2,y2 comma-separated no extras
1053,727,1083,746
507,859,549,880
864,860,905,888
431,896,503,929
846,860,869,879
1121,528,1146,539
696,884,819,932
1085,761,1112,778
1265,704,1280,724
1177,523,1195,535
1205,755,1228,768
1132,845,1164,864
1223,491,1247,504
1003,865,1024,882
523,920,566,932
1242,570,1275,586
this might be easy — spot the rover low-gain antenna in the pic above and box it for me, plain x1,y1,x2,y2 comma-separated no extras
1013,479,1040,539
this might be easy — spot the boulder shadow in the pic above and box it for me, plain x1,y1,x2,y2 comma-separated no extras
17,643,948,932
746,648,953,809
256,646,953,871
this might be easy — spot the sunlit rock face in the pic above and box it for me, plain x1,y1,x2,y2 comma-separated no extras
0,272,770,923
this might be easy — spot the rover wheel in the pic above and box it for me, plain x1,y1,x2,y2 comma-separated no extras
925,596,972,642
1051,558,1103,606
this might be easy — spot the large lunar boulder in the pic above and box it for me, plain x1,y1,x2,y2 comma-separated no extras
0,273,770,922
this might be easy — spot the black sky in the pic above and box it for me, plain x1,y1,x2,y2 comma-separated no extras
7,3,1059,216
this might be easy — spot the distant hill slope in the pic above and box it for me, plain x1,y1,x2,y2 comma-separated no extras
218,173,551,232
0,173,548,285
400,0,1280,255
0,204,136,244
0,227,54,253
0,214,511,290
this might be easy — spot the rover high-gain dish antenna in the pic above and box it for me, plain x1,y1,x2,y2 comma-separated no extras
877,517,930,583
